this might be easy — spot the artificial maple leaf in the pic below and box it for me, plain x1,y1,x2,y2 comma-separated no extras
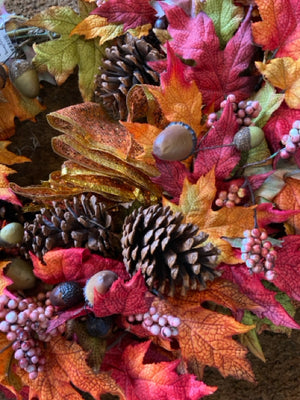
164,169,297,264
220,263,300,329
272,235,300,300
153,283,256,381
147,43,203,134
161,4,257,109
193,101,240,180
0,64,44,140
0,141,30,166
31,248,129,285
252,0,300,59
18,336,125,400
274,177,300,234
263,102,300,154
93,270,153,317
0,333,23,400
25,1,105,101
256,57,300,109
0,261,12,296
0,165,22,206
92,0,157,30
71,14,151,45
202,0,244,48
102,340,217,400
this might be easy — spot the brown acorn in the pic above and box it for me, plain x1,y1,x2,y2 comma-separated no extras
49,281,84,309
153,122,197,161
233,126,264,152
9,59,40,98
84,270,118,306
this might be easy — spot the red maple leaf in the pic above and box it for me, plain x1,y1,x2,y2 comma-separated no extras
272,235,300,301
92,0,157,30
93,270,154,317
161,4,257,109
102,340,217,400
220,263,300,329
263,102,300,166
152,156,196,204
193,101,240,180
31,248,129,285
252,0,300,59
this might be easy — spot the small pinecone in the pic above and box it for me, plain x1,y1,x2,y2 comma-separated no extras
94,32,164,120
121,205,220,296
21,195,121,260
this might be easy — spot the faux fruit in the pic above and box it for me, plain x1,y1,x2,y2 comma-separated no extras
0,222,24,246
49,281,84,309
84,270,118,306
5,258,36,290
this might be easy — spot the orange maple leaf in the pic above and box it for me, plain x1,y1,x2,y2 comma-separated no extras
154,279,257,382
18,336,125,400
255,58,300,109
0,333,24,400
274,176,300,234
146,43,203,134
163,168,294,264
0,165,22,206
0,64,44,140
163,169,257,263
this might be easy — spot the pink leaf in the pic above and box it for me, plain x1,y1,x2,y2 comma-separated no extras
220,264,300,329
93,270,154,317
92,0,157,30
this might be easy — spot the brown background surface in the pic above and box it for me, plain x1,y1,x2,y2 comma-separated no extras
3,1,300,399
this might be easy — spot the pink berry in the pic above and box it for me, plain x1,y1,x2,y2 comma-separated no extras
161,326,172,338
150,324,160,335
29,371,38,380
292,120,300,129
5,310,18,324
169,317,181,327
0,321,10,332
14,349,24,360
158,316,167,326
265,270,275,281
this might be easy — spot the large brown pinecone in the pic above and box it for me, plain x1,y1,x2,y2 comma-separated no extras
94,32,164,121
21,195,121,260
121,205,220,296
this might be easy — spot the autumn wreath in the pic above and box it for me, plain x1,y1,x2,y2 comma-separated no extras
0,0,299,399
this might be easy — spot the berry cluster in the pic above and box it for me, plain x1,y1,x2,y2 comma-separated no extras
128,306,181,338
207,94,262,127
0,293,63,380
241,228,277,281
280,120,300,159
215,184,247,208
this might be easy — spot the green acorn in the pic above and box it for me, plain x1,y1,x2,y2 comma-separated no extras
9,59,40,98
233,126,265,152
5,258,36,290
0,222,24,246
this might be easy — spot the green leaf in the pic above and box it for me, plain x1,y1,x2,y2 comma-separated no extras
203,0,244,48
251,82,285,128
241,311,266,362
26,4,106,101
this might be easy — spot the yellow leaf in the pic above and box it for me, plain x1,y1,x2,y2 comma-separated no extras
256,57,300,109
0,141,30,165
147,75,203,134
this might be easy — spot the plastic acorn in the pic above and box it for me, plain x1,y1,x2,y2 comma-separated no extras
0,222,24,246
84,270,118,306
9,59,40,98
232,126,265,152
153,122,197,161
5,258,36,290
49,281,84,309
